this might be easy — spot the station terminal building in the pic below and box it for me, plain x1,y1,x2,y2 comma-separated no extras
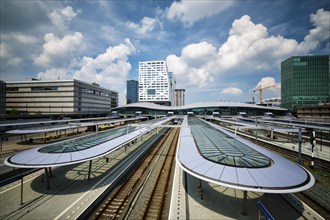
114,101,288,117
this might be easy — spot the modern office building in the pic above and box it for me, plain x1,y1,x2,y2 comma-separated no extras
175,89,185,106
281,55,330,112
138,60,173,106
0,81,6,115
126,80,138,104
5,79,118,115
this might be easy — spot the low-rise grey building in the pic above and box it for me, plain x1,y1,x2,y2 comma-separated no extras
5,79,118,115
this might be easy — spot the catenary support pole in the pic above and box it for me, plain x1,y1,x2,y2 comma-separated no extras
298,128,302,165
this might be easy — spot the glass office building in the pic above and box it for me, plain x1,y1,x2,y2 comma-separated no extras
281,55,330,112
126,80,138,104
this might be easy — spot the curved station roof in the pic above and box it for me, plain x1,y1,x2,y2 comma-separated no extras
114,101,288,116
5,117,172,168
177,116,315,193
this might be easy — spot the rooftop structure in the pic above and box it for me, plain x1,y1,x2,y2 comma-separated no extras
281,55,330,112
5,79,118,115
138,60,173,106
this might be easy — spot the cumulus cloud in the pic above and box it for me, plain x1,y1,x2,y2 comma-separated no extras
37,68,69,80
127,17,161,35
167,0,234,26
252,77,281,102
37,39,135,94
217,15,302,71
167,9,329,91
49,6,77,29
221,87,243,95
167,41,216,88
34,32,83,67
253,77,280,90
299,9,330,51
0,33,38,66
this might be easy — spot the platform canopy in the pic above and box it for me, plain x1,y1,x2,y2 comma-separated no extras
5,117,172,168
5,117,147,134
176,116,315,194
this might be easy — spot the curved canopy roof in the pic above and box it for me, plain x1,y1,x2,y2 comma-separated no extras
5,117,172,168
176,116,315,193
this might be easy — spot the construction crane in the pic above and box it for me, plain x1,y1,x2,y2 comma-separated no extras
253,84,280,104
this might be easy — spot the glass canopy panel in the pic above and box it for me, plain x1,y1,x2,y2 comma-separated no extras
38,118,161,154
188,117,271,168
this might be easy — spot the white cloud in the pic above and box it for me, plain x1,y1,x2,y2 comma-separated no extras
253,77,280,90
37,39,136,95
299,9,330,51
0,33,38,66
127,17,160,35
34,32,83,67
49,5,77,29
221,87,243,95
252,77,281,102
166,0,234,26
167,41,216,88
181,42,217,68
37,68,69,80
167,9,330,92
217,15,302,71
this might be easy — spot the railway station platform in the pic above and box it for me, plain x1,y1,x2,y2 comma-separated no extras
169,162,325,220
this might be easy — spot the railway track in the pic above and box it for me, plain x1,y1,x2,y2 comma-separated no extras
93,128,179,220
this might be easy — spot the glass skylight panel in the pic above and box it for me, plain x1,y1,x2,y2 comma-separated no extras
188,117,271,168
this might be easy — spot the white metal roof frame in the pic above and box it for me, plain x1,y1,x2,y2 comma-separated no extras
176,116,315,193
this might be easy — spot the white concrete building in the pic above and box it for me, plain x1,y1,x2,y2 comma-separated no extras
138,60,173,106
5,79,118,114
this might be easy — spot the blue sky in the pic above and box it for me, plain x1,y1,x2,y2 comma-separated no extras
1,0,329,105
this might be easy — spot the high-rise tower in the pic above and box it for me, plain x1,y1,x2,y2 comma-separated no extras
139,60,173,106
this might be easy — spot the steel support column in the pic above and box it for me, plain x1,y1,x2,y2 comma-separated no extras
44,168,50,190
242,190,247,216
20,178,24,205
88,160,92,180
